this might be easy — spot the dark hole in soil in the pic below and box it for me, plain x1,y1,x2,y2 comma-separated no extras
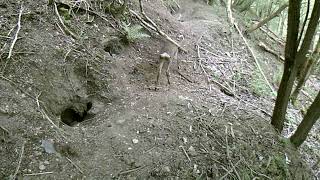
60,102,93,126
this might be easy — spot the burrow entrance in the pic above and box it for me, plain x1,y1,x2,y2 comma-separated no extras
60,100,93,126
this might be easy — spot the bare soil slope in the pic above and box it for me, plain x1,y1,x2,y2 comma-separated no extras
0,0,316,179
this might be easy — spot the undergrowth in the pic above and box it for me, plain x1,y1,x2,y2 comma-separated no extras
249,70,273,97
121,23,150,44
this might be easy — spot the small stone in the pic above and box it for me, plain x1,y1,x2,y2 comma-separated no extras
163,166,170,172
132,139,139,144
39,164,46,171
183,137,188,144
116,119,126,124
44,161,50,165
188,146,197,156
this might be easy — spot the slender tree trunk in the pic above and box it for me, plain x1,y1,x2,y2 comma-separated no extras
208,0,215,5
226,0,234,24
277,12,284,35
291,37,320,103
297,0,310,45
246,2,289,33
295,0,320,67
291,57,316,104
271,0,301,132
290,91,320,147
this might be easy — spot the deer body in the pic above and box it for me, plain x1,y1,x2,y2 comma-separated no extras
156,41,178,90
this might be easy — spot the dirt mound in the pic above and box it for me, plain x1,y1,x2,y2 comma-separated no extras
0,0,315,179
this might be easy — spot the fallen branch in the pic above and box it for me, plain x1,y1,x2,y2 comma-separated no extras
11,141,25,180
7,4,23,59
176,70,194,83
55,1,122,34
260,27,285,46
0,35,14,39
118,166,145,175
66,157,84,174
24,172,54,176
179,145,191,162
235,23,276,95
0,125,9,134
130,0,187,53
226,0,234,24
258,41,284,61
225,3,276,95
53,2,78,39
0,26,16,59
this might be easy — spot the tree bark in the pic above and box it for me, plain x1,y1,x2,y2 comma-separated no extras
271,0,301,132
295,0,320,67
297,0,310,44
290,91,320,147
291,37,320,104
246,2,289,33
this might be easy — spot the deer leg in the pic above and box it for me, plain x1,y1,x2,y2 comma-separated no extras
156,59,164,90
165,60,171,85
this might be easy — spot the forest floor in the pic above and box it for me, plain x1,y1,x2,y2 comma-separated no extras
0,0,319,179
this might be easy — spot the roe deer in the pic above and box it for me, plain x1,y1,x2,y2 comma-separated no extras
155,41,178,90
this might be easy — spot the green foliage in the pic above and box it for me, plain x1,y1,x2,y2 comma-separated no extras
233,0,256,12
313,60,320,75
59,7,72,21
121,24,150,44
249,70,273,97
105,0,128,18
265,154,291,179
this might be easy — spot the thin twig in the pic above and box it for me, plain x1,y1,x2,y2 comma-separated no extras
0,125,10,134
219,159,242,180
241,156,272,179
224,4,275,95
224,126,241,180
7,4,23,59
23,172,54,176
119,166,145,175
176,70,194,83
0,26,16,57
130,0,187,53
179,145,191,162
11,141,26,180
234,23,276,95
39,108,68,140
37,97,69,140
66,157,84,174
53,2,78,39
0,35,13,39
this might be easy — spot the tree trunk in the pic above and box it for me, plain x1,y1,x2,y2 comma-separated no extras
291,37,320,104
246,2,289,33
295,0,320,67
271,0,301,132
290,91,320,147
226,0,234,24
297,0,310,45
291,57,316,104
207,0,215,5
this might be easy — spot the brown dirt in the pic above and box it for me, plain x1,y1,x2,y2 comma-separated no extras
0,0,318,179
